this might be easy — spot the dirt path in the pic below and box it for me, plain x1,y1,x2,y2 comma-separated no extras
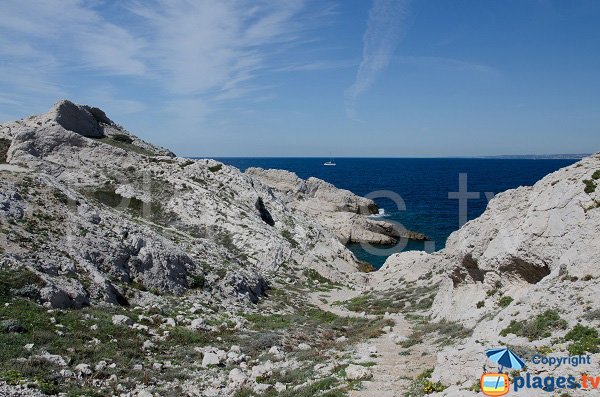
310,288,436,397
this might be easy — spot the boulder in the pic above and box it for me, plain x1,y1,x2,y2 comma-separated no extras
112,315,134,327
53,100,103,138
345,364,373,381
202,352,221,368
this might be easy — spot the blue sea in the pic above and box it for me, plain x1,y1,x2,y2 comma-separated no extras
216,158,576,268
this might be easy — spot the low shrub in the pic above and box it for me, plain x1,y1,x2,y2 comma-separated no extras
499,296,514,308
583,179,597,194
564,325,600,355
500,309,566,340
208,164,223,172
404,368,446,396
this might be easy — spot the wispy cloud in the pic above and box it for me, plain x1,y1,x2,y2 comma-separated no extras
0,0,335,124
396,56,500,77
345,0,410,119
274,59,356,72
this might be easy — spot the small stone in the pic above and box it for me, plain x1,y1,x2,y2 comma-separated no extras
1,319,25,333
133,323,149,331
253,383,271,393
59,369,75,378
297,343,311,351
37,352,67,367
228,368,246,385
346,364,373,381
274,382,286,392
95,361,107,371
112,315,133,327
190,318,205,330
24,343,34,351
75,363,93,376
202,352,221,367
143,340,155,350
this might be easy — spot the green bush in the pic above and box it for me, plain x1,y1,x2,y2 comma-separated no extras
208,164,223,172
583,179,597,194
281,229,299,248
404,369,446,396
592,170,600,180
499,296,514,308
111,133,134,144
500,310,566,340
476,301,485,309
564,325,600,355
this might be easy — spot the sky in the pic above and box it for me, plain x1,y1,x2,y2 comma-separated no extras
1,0,599,157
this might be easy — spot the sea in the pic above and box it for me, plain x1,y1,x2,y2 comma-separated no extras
215,158,577,269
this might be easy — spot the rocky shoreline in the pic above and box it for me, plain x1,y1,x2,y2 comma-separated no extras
1,100,599,397
247,167,428,245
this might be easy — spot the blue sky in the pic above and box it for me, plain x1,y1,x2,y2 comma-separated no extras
1,0,599,157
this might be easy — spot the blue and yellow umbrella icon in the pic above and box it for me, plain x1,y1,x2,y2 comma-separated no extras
485,347,526,372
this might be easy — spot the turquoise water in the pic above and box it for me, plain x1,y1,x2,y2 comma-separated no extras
215,158,576,268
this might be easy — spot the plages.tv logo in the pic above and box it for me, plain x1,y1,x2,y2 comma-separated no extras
480,347,525,396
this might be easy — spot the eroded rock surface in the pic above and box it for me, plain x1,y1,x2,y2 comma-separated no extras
247,167,427,244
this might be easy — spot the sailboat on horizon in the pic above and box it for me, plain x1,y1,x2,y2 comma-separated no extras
323,158,336,166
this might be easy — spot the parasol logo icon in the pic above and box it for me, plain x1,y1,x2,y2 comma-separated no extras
481,347,525,396
481,373,510,396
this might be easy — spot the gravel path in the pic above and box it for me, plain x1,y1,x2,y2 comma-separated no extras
310,288,436,397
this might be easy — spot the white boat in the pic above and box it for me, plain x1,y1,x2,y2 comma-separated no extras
324,159,336,166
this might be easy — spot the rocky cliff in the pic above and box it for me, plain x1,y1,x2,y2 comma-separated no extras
375,152,600,395
247,168,427,244
0,100,372,311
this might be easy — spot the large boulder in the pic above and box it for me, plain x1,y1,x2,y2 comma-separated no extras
53,100,104,138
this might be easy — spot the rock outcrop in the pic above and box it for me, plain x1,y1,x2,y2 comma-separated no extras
375,152,600,393
246,168,427,244
0,100,369,309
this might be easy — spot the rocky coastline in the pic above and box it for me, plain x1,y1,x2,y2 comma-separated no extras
1,100,599,397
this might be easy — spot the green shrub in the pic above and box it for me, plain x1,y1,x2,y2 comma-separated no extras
476,301,485,309
564,325,600,355
111,133,134,144
500,310,566,340
1,370,23,385
189,274,205,289
96,137,154,156
281,229,299,248
208,164,223,172
499,296,514,308
404,369,446,396
0,269,44,303
592,170,600,180
583,179,597,194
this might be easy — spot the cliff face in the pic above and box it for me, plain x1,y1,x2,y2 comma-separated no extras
376,153,600,393
0,100,367,309
247,167,427,244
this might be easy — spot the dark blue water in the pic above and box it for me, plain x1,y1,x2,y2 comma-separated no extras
215,158,576,268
